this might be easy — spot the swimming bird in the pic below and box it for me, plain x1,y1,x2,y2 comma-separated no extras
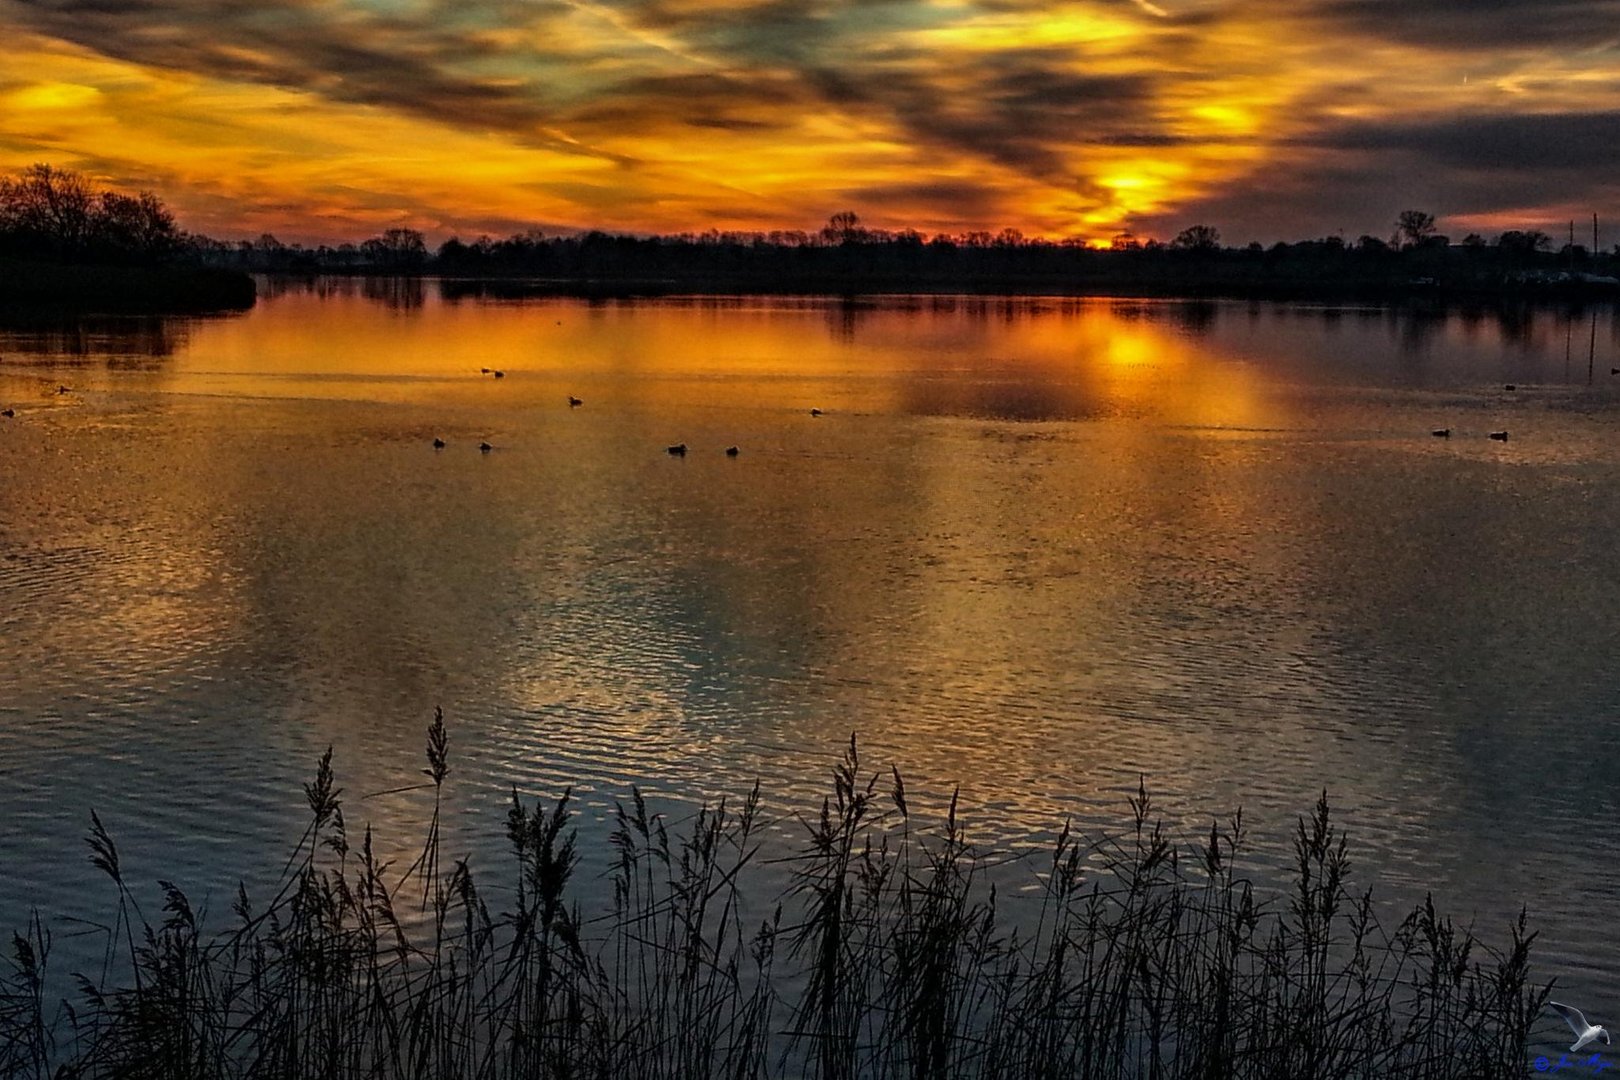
432,437,446,449
480,367,490,374
810,408,823,417
1,408,13,418
56,385,70,394
667,443,686,456
479,441,493,453
1504,384,1517,391
492,370,505,378
568,396,582,407
725,445,739,456
1431,428,1450,438
1550,1002,1610,1052
1611,367,1619,376
1489,431,1509,441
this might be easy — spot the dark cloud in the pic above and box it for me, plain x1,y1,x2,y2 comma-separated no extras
563,71,802,134
1304,0,1620,50
1304,110,1620,172
684,116,775,130
630,0,921,48
982,54,1156,112
801,64,1065,179
1136,112,1620,244
801,56,1161,184
839,178,1004,218
6,0,631,161
1090,133,1196,147
1135,156,1425,244
626,0,814,33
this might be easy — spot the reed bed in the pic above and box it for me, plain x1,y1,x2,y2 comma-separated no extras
1,712,1547,1079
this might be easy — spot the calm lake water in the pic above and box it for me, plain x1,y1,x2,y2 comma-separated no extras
2,281,1619,1030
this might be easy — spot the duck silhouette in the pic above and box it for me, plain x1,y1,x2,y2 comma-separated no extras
1,408,13,418
1431,428,1450,438
492,370,505,379
1489,431,1509,441
568,396,582,407
809,408,823,417
725,445,739,457
667,443,687,456
1504,384,1516,391
432,437,446,449
480,441,493,452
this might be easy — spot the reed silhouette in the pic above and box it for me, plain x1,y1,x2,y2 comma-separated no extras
0,714,1548,1080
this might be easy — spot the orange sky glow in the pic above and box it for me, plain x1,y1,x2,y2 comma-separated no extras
1,0,1617,245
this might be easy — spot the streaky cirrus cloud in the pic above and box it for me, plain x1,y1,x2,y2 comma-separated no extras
0,0,1616,242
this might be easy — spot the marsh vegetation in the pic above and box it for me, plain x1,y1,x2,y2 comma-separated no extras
0,713,1548,1079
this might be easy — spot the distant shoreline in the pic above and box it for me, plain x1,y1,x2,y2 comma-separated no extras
405,272,1620,305
3,260,1615,318
230,225,1620,307
309,270,1613,307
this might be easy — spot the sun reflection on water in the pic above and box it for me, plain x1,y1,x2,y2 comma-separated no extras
3,288,1620,1001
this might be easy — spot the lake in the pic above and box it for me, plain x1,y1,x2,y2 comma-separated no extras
2,281,1618,1021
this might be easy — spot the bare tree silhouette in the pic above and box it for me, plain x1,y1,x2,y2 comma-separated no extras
1395,210,1437,250
0,164,181,262
360,228,429,270
1172,224,1221,252
821,210,864,245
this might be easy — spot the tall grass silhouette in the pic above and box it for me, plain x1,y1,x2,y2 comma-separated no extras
1,711,1547,1078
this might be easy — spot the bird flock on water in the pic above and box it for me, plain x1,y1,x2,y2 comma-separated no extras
3,361,1615,456
419,370,1564,457
425,373,832,457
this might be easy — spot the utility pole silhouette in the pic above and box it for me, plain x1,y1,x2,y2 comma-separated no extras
1590,309,1598,385
1566,314,1573,381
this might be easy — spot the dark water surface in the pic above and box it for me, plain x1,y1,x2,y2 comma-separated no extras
3,282,1619,1027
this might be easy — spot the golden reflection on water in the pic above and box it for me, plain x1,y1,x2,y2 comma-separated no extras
1,286,1291,833
150,287,1274,436
6,288,1620,995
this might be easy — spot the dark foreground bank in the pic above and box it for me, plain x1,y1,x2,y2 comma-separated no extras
0,258,256,314
1,718,1548,1080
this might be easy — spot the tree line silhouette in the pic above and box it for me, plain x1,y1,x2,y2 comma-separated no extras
203,213,1620,299
4,164,1617,300
0,164,182,263
0,165,251,310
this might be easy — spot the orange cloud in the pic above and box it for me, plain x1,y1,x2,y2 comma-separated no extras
1,0,1616,244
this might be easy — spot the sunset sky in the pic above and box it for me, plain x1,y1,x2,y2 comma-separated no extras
1,0,1617,245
